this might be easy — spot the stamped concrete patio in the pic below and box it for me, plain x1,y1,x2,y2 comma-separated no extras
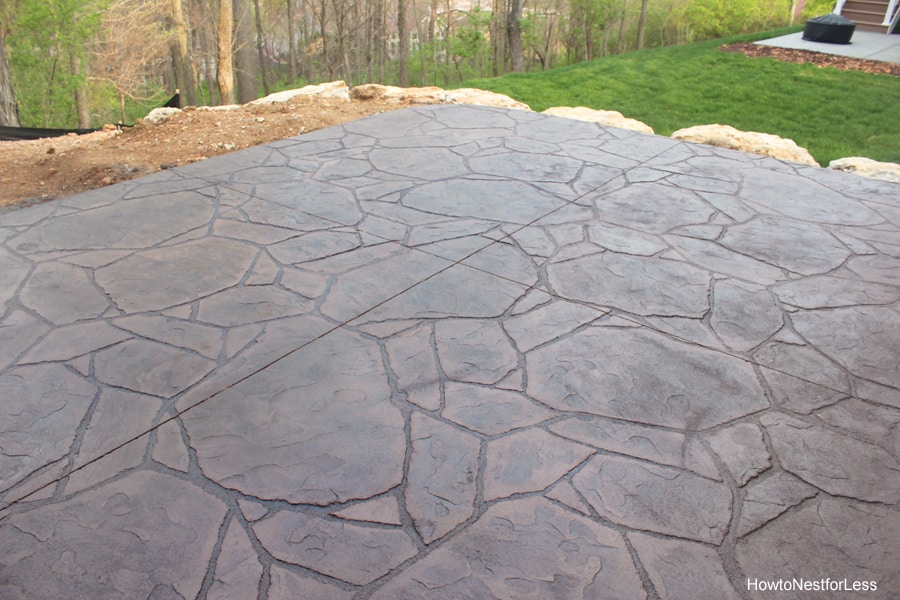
0,105,898,599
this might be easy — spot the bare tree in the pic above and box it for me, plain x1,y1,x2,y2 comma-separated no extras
617,0,628,54
170,0,198,106
217,0,235,104
492,0,505,75
314,0,333,78
330,0,349,83
70,52,91,127
252,0,270,95
375,0,385,81
286,0,298,81
89,0,173,123
398,0,408,85
507,0,525,72
637,0,649,48
190,0,221,106
0,19,19,127
233,0,257,103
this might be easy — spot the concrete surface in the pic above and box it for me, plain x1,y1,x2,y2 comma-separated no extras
0,105,898,599
756,29,900,63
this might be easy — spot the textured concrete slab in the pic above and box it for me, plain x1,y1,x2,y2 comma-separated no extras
0,105,898,598
756,30,900,63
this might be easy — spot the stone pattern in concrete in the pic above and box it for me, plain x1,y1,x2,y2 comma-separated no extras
0,105,898,598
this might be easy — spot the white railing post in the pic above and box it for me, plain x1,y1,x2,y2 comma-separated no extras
889,2,900,31
882,0,899,26
833,0,847,14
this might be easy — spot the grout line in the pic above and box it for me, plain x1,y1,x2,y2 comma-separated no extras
4,112,894,512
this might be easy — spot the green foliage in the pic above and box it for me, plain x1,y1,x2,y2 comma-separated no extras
267,75,311,96
406,40,453,87
563,0,615,62
9,0,107,127
447,7,494,80
90,79,164,125
683,0,790,41
2,0,880,134
801,0,836,19
457,28,900,164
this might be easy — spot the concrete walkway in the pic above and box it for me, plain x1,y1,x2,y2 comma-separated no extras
756,29,900,63
0,105,898,599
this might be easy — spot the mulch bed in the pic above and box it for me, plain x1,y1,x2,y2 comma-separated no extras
720,42,900,76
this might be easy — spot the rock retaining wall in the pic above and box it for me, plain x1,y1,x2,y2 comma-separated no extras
143,81,899,183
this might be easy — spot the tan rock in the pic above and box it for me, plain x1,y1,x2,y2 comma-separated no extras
350,83,444,104
349,83,410,100
350,83,530,110
249,80,350,105
542,106,654,134
829,156,900,183
143,107,182,124
442,88,531,110
671,124,819,166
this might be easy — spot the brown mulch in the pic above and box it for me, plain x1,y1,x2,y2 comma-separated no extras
720,42,900,76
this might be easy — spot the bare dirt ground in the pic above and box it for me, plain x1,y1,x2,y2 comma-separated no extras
0,95,403,210
1,47,894,211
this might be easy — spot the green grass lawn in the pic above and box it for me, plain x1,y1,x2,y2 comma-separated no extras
457,28,900,165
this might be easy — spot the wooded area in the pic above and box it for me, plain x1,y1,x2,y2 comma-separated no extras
0,0,829,128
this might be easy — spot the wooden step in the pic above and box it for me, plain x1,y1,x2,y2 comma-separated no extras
839,0,892,27
842,10,887,22
841,3,889,16
853,21,890,31
841,0,890,8
840,8,890,26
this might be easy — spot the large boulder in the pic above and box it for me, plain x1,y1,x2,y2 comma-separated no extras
350,84,530,110
443,88,531,110
350,84,443,103
671,124,819,166
542,106,654,134
143,107,182,124
829,157,900,183
250,80,351,105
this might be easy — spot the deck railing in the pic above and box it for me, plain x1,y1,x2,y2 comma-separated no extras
884,0,899,28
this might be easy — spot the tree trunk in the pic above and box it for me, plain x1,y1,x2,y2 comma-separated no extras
253,0,269,95
233,0,257,103
637,0,649,49
70,52,91,128
398,0,408,86
365,0,375,82
331,0,349,84
217,0,235,105
170,0,198,106
582,3,594,61
507,0,525,72
317,0,332,79
0,23,20,127
617,0,628,54
201,23,219,105
287,0,297,81
492,0,505,75
303,0,314,82
195,1,218,106
376,0,385,82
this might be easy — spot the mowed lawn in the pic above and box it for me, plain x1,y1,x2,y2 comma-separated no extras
458,28,900,165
